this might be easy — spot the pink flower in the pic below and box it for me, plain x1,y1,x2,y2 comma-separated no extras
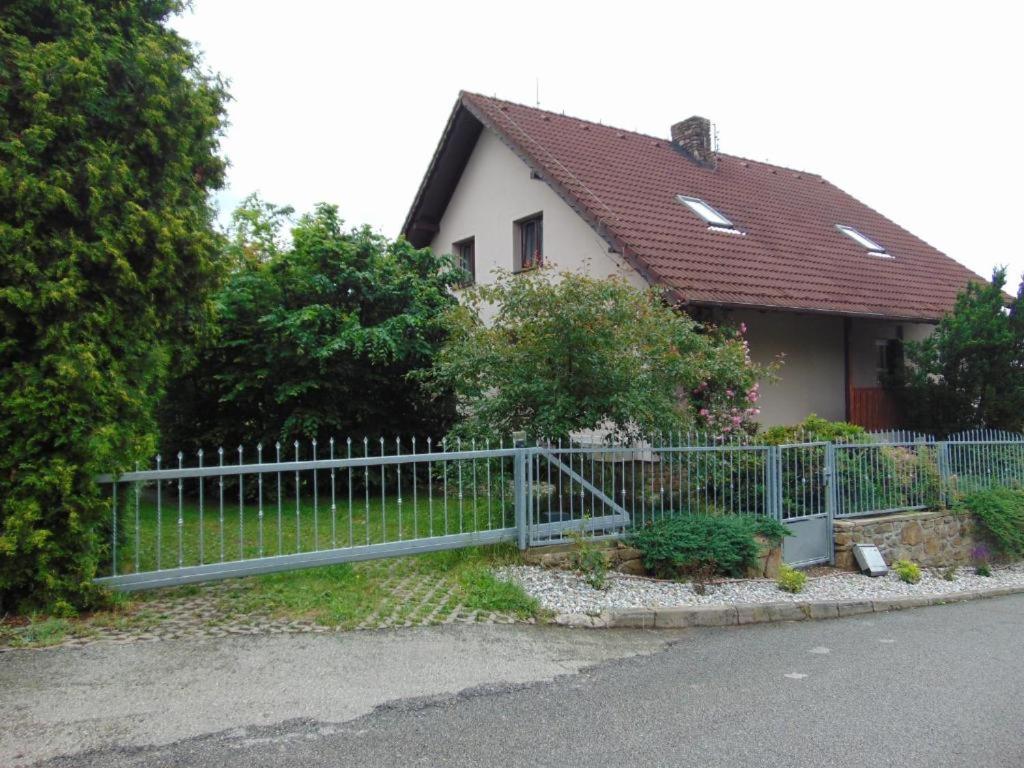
725,389,734,397
731,415,742,426
739,322,747,334
699,408,709,416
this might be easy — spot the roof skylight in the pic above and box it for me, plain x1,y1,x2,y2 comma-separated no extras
836,225,889,256
677,195,735,229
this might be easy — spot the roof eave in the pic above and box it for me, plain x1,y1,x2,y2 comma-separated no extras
684,298,942,323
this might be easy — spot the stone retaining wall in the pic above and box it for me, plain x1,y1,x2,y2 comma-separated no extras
523,537,782,579
833,510,982,570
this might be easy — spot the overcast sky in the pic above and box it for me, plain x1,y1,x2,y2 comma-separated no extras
172,1,1022,285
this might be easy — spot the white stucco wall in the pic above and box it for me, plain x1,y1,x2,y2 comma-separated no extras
429,129,645,315
847,320,933,387
723,309,847,425
718,309,934,425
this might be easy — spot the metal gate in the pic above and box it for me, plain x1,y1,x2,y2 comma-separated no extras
527,445,632,546
777,442,834,566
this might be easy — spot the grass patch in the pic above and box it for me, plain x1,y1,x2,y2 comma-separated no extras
458,567,539,617
0,617,75,648
216,562,393,628
204,543,539,628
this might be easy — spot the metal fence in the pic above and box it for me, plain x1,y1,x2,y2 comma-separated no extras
93,428,1024,590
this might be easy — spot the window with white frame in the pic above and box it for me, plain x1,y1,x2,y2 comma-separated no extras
837,225,890,257
514,213,543,271
676,195,736,230
453,237,475,286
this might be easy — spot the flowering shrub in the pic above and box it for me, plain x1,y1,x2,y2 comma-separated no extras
689,322,769,437
428,269,771,442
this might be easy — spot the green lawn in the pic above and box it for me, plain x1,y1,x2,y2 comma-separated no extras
108,484,517,577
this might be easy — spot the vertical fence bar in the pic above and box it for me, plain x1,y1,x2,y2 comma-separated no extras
937,440,950,505
330,438,337,549
134,462,141,574
363,437,370,545
456,438,464,534
347,437,354,547
413,436,419,539
380,437,386,541
442,438,449,535
768,445,782,521
177,451,184,567
197,450,205,565
257,444,264,558
237,446,244,559
825,442,836,564
312,439,319,550
397,437,404,541
427,437,434,538
276,442,283,554
514,437,528,550
294,440,301,552
156,454,162,570
111,480,118,577
217,448,224,562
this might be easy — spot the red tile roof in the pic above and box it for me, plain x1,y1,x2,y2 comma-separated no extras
405,92,982,321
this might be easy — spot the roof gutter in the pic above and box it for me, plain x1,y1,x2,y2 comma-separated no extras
682,298,943,324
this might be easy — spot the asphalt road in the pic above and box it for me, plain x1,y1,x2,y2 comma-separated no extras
6,596,1024,767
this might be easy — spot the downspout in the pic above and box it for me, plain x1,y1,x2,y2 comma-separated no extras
843,317,852,422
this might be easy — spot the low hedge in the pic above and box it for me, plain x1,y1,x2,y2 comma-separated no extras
628,514,789,579
962,486,1024,559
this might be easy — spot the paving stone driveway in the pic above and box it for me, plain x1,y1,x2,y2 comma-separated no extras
1,561,520,652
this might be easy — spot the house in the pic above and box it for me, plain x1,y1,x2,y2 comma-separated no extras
402,92,982,428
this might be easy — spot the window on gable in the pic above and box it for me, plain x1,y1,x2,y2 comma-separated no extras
676,195,735,230
837,225,890,257
453,237,475,286
514,213,543,271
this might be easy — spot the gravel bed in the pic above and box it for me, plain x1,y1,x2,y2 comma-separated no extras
497,563,1024,616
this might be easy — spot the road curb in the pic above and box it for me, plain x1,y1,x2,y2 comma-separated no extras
552,584,1024,629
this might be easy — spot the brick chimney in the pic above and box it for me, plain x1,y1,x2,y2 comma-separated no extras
671,116,716,169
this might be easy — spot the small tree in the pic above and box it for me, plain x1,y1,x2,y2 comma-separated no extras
159,201,461,450
888,268,1024,435
426,269,767,442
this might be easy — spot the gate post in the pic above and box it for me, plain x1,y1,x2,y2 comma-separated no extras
936,440,951,507
766,445,782,521
825,443,837,565
513,433,528,550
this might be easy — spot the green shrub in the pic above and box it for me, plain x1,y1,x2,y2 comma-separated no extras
628,514,785,579
776,564,807,593
975,563,992,577
567,526,609,590
961,487,1024,559
751,516,791,544
0,1,229,612
893,559,922,584
760,414,867,445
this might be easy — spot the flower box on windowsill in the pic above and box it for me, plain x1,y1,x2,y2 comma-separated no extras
515,254,544,273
